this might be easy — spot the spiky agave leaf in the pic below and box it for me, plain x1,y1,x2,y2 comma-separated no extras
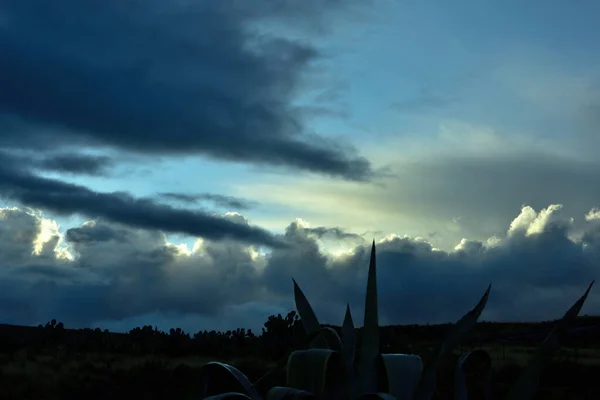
414,283,492,400
357,241,381,395
454,350,493,400
199,362,262,400
342,304,356,365
257,289,340,396
341,302,357,394
285,349,349,399
254,354,292,398
293,278,329,349
505,281,595,400
307,327,344,354
254,345,305,397
379,354,423,400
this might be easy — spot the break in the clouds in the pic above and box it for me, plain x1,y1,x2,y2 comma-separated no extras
0,155,284,249
0,0,372,181
0,204,599,333
0,152,281,247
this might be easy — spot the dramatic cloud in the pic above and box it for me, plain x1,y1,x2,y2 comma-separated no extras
35,154,114,176
0,0,373,180
2,0,598,341
0,150,115,177
1,204,599,333
0,157,285,248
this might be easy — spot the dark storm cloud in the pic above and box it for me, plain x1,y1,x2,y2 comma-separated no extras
0,0,373,181
159,192,256,210
264,207,600,327
66,223,130,244
0,209,272,326
0,150,114,176
0,159,285,249
2,204,599,332
36,154,114,176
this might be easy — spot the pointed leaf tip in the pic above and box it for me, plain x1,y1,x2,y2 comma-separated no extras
414,284,491,400
586,280,595,292
343,303,354,328
293,278,329,349
369,241,376,263
478,283,491,302
358,237,380,394
578,280,595,305
505,281,595,400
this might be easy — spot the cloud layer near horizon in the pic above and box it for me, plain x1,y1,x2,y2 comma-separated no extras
1,204,598,334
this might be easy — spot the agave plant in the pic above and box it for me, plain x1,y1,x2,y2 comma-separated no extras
198,241,594,400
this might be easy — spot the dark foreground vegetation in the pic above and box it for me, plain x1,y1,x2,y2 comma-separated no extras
0,313,599,399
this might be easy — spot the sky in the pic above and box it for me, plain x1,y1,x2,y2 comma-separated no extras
1,0,600,334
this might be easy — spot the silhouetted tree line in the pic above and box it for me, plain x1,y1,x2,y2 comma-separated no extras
0,313,598,360
0,311,306,360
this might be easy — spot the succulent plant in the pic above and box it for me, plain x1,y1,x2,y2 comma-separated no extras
198,241,594,400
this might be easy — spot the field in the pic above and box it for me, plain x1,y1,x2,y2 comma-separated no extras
0,352,272,399
0,317,599,399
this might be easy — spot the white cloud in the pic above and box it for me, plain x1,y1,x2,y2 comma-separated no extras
234,143,600,255
585,208,600,222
